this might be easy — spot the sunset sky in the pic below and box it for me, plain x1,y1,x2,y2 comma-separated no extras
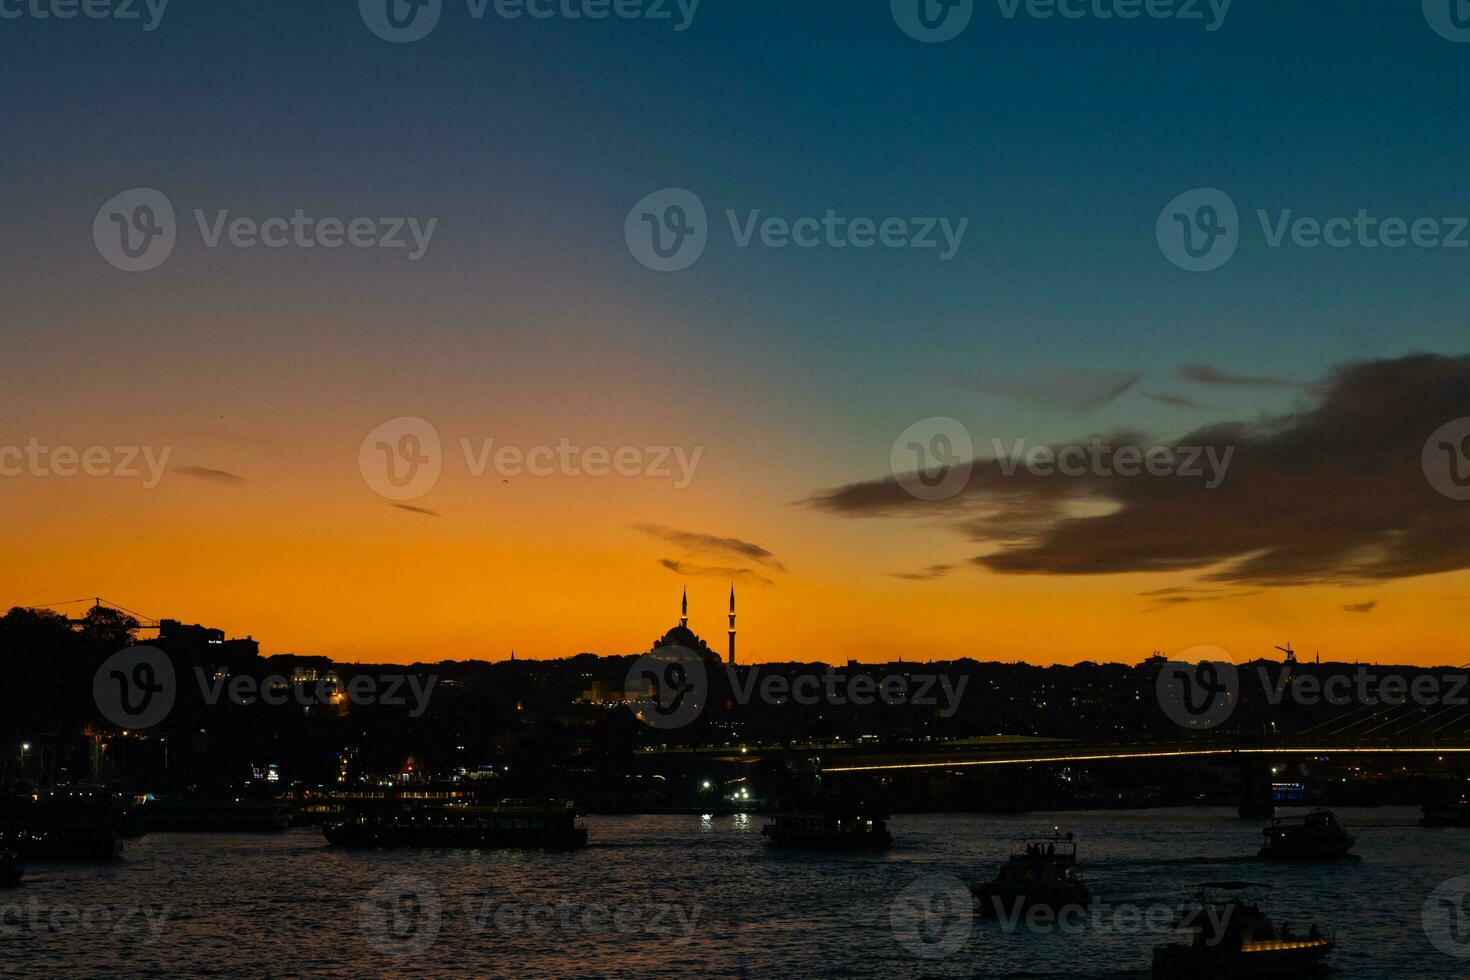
4,3,1470,665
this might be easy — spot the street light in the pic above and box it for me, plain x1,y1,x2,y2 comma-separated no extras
20,743,30,769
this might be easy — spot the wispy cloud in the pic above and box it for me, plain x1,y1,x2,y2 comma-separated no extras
659,559,774,587
176,466,247,486
1142,588,1262,607
1179,365,1305,389
635,524,785,571
891,563,960,581
391,503,440,517
957,369,1142,414
1146,392,1207,409
1342,600,1378,613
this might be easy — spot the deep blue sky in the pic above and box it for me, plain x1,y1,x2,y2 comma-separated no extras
4,0,1468,460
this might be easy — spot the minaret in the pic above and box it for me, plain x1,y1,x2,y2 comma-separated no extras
727,584,736,665
680,588,688,629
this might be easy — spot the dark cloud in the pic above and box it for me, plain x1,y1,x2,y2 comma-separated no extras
1179,365,1305,389
635,524,785,571
1342,601,1378,613
659,559,774,587
391,503,440,517
890,563,960,581
176,466,246,486
958,370,1141,414
1140,587,1263,607
806,354,1470,587
1146,392,1207,409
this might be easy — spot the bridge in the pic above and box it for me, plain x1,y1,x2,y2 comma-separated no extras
633,733,1470,774
634,675,1470,773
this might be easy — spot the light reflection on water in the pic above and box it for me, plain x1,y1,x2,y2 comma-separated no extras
0,807,1464,978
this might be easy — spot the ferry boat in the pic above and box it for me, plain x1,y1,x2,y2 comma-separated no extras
1153,882,1333,978
323,798,587,850
760,798,892,850
1421,798,1470,828
972,833,1089,916
0,850,22,887
144,795,290,832
0,795,124,862
1258,809,1355,861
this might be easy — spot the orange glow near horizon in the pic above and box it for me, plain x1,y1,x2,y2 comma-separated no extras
5,444,1469,667
3,327,1467,668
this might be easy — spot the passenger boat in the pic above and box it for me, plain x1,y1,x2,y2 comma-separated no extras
323,798,587,849
1153,882,1333,978
0,850,22,887
972,833,1089,917
144,795,290,832
760,798,891,850
1421,798,1470,828
0,795,124,862
1258,809,1355,860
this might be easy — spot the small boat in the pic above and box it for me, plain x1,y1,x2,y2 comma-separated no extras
117,800,149,839
972,833,1089,917
0,850,22,887
0,795,124,862
1153,882,1333,978
1421,799,1470,828
1259,809,1355,861
760,798,891,851
323,798,587,850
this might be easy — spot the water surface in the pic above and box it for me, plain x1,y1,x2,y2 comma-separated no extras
1,807,1464,978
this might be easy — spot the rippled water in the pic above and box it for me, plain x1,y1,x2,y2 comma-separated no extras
1,807,1465,978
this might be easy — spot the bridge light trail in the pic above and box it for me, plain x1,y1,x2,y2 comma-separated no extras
821,746,1470,773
